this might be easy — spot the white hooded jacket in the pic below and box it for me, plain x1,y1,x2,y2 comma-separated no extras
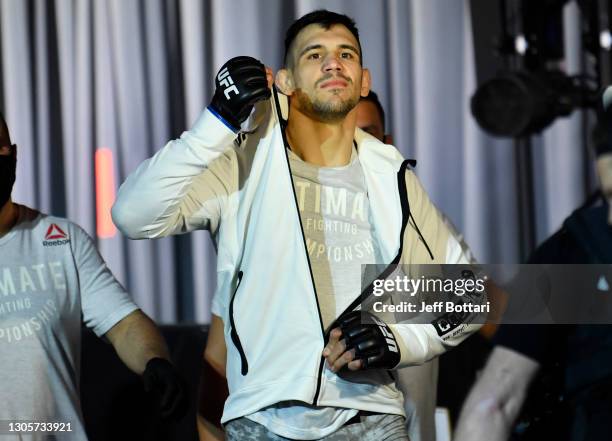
112,91,481,423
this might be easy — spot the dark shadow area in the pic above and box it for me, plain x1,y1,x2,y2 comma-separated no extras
81,325,209,441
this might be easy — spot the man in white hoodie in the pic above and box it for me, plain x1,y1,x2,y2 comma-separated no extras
113,9,481,441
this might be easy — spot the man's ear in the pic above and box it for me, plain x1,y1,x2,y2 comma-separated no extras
360,68,372,97
275,69,295,96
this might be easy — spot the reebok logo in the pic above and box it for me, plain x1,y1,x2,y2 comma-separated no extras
43,224,70,247
45,224,67,240
217,67,239,100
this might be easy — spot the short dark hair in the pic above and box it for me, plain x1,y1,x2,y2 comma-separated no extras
284,9,361,66
360,91,386,131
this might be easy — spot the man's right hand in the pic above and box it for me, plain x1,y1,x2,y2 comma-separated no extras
208,56,271,131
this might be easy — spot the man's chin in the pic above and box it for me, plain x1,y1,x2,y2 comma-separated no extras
294,89,358,122
314,98,358,119
314,106,354,123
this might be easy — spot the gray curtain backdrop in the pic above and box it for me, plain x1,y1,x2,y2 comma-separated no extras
0,0,595,323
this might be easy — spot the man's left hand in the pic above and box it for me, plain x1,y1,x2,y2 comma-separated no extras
323,327,362,372
322,311,401,372
143,358,189,420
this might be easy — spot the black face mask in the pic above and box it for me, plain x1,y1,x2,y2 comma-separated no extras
0,153,16,208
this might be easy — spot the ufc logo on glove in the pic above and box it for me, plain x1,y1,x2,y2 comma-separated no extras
372,315,399,353
217,67,239,99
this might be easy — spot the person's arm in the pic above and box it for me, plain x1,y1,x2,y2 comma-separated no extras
197,314,228,441
103,309,188,421
453,346,540,441
203,314,227,377
112,58,272,240
111,113,237,240
384,170,485,367
197,415,225,441
71,222,187,419
324,171,486,371
104,309,170,374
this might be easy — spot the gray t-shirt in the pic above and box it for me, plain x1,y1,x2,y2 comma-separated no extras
290,147,382,329
0,205,139,441
246,149,384,440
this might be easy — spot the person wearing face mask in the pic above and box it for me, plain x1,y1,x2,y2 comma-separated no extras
0,113,188,440
454,87,612,441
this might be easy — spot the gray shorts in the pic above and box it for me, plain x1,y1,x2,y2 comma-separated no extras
225,412,410,441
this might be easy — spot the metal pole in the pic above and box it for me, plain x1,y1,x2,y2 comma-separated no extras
514,137,537,259
598,0,612,84
505,0,537,259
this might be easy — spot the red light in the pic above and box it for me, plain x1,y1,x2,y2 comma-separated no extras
95,148,117,238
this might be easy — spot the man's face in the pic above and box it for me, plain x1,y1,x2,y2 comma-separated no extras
285,24,370,123
355,100,385,141
596,153,612,225
0,121,16,209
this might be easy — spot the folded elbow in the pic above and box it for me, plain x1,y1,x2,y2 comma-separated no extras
111,200,147,239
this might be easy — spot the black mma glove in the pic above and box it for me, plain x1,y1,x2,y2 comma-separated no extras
208,56,271,131
142,357,189,420
336,310,401,370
